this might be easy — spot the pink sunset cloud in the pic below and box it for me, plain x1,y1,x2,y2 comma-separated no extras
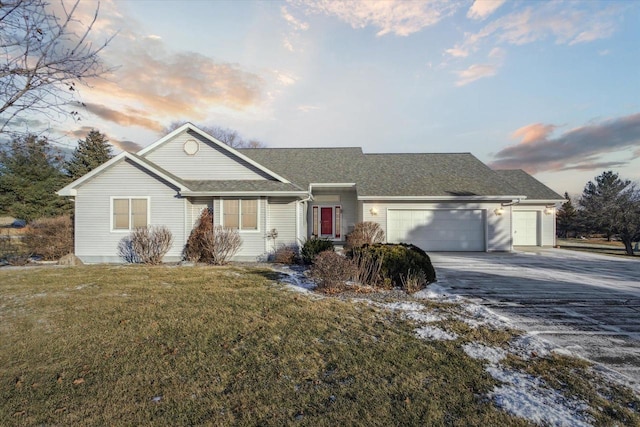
490,113,640,173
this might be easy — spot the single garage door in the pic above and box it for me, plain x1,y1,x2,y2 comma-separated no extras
387,209,485,251
513,211,538,245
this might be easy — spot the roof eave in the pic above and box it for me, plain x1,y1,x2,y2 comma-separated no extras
56,152,190,195
180,191,309,197
357,195,527,201
516,198,565,204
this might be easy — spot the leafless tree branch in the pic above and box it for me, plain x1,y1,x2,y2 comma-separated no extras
0,0,114,134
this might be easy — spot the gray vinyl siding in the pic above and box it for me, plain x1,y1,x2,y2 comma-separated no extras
75,159,185,263
144,129,272,180
361,201,512,252
214,197,269,261
188,197,213,228
268,198,297,248
307,189,357,240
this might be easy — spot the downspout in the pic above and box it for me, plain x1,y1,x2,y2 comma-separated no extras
297,189,313,246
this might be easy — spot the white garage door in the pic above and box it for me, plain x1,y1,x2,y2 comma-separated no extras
387,209,485,251
513,211,538,246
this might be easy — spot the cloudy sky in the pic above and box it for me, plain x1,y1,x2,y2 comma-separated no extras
30,0,640,196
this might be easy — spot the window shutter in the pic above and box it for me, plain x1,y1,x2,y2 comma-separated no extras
335,206,341,239
312,206,318,237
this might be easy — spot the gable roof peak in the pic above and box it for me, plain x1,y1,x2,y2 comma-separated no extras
136,123,291,184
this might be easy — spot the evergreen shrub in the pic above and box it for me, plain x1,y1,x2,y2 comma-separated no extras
351,243,436,289
301,237,334,264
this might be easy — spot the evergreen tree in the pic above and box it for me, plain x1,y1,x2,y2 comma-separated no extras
65,130,114,180
579,171,630,240
579,171,640,255
0,134,72,221
556,192,578,238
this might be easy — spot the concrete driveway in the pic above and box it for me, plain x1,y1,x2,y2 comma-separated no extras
430,249,640,390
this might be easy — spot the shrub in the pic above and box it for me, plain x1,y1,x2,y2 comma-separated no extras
301,237,334,264
346,221,385,249
201,226,242,265
274,244,298,264
351,249,384,287
22,215,73,260
351,243,436,288
184,208,214,263
118,226,173,264
309,251,354,294
400,269,428,294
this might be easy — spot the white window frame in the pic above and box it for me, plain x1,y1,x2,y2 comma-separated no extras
220,198,260,232
110,196,151,232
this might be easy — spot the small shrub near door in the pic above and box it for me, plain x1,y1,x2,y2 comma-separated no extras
273,244,299,264
301,237,334,264
22,215,73,260
118,226,173,265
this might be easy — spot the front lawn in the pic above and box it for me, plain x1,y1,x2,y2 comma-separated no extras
0,265,637,426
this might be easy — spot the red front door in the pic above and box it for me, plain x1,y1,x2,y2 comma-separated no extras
320,207,333,236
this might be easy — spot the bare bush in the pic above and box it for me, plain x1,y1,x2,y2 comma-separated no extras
400,269,428,294
22,215,73,260
346,221,385,249
117,236,139,264
184,208,214,263
201,226,242,265
118,226,173,264
351,250,384,287
310,251,355,294
274,244,298,264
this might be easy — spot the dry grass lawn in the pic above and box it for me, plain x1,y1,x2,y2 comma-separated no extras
0,265,637,426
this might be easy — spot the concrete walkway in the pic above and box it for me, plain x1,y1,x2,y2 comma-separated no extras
430,249,640,390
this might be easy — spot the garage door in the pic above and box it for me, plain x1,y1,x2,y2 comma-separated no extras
387,209,485,251
513,211,538,245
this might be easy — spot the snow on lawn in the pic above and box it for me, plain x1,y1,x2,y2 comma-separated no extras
487,366,593,427
415,325,458,341
274,267,597,426
414,283,595,427
274,265,317,293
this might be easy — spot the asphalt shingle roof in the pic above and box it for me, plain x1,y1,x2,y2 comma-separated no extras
182,180,304,193
495,170,564,200
239,148,529,197
238,147,364,188
357,153,523,197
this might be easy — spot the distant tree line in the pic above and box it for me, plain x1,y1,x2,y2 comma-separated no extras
557,171,640,256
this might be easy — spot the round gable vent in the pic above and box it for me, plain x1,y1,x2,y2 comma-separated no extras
183,139,199,155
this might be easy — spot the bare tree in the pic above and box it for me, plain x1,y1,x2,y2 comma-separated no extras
1,0,113,133
163,121,266,149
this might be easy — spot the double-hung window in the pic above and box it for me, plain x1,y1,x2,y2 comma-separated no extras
112,197,149,231
223,199,258,230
